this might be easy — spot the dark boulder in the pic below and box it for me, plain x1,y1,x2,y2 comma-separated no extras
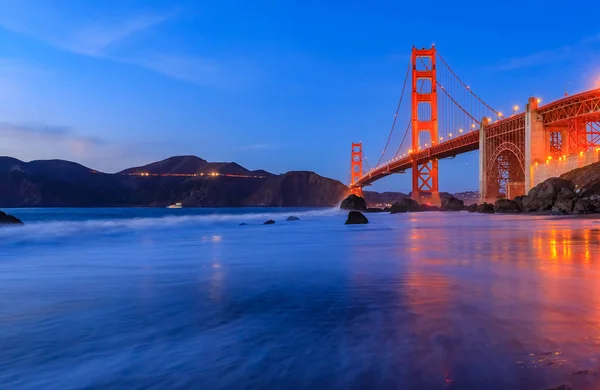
345,211,369,225
340,194,367,211
286,216,300,221
441,196,464,211
390,198,420,213
366,208,385,213
466,204,478,213
477,203,495,214
494,199,521,213
239,222,248,226
523,177,575,212
419,204,440,211
263,220,275,225
550,187,577,214
513,195,526,211
0,211,22,225
573,199,596,215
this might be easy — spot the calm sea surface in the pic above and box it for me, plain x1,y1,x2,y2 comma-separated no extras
1,208,600,390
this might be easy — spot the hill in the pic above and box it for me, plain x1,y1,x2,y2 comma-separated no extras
0,156,344,207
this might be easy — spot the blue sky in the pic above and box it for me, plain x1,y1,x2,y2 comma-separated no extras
0,0,599,192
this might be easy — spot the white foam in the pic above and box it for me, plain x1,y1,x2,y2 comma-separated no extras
0,208,346,244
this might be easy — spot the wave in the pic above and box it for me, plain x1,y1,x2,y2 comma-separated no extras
0,208,346,245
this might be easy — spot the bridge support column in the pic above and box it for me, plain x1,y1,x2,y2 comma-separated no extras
478,118,487,203
525,97,544,192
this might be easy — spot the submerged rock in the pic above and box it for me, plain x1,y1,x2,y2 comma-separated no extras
390,198,420,213
366,207,385,213
286,216,300,221
477,203,495,214
494,199,521,213
345,211,369,225
239,222,248,226
0,211,22,225
340,194,367,211
263,220,275,225
441,196,464,211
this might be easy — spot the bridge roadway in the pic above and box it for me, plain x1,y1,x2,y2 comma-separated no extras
353,87,600,190
355,126,483,188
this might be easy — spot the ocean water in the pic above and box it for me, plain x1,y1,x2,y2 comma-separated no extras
1,208,600,390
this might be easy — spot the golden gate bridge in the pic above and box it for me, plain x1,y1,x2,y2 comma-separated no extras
349,46,600,204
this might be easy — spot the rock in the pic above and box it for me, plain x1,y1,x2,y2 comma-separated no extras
441,196,464,211
263,220,275,225
419,204,440,211
477,203,495,214
544,386,573,390
551,199,575,215
239,222,248,226
286,216,300,221
573,199,596,215
0,211,23,225
494,199,521,213
550,187,577,214
466,204,478,213
383,207,391,212
513,195,526,211
340,194,367,211
366,208,385,213
390,198,420,213
523,177,575,212
345,211,369,225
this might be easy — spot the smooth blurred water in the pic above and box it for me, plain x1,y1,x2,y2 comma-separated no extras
1,208,600,390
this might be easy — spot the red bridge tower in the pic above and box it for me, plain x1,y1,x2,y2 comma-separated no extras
349,142,363,197
411,46,440,205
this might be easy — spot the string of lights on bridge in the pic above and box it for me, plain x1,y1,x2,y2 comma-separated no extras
363,49,545,175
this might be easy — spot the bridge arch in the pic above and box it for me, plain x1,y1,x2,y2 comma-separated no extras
486,142,526,200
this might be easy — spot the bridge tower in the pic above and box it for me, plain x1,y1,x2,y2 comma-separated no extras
411,46,440,205
349,142,364,197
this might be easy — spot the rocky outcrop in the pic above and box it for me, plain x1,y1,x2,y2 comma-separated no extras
0,210,22,224
522,178,574,212
441,196,464,211
477,203,495,214
466,204,478,213
390,198,420,213
561,161,600,197
494,199,521,213
247,171,348,207
263,220,275,225
345,211,368,225
573,198,595,214
286,216,300,221
513,195,526,211
419,204,440,212
340,194,367,211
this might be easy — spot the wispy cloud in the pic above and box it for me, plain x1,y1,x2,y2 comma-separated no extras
0,122,105,157
237,144,275,151
0,4,233,86
0,121,158,171
492,33,600,71
57,10,180,57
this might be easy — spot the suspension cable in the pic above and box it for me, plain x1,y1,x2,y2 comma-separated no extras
436,51,500,116
375,62,410,167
